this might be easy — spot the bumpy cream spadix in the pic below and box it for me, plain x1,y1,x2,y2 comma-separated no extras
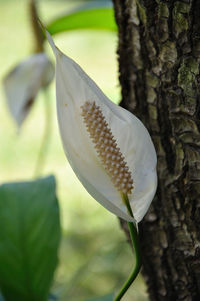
46,31,157,223
81,101,134,195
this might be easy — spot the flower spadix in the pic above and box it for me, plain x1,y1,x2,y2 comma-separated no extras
3,53,54,128
46,31,157,223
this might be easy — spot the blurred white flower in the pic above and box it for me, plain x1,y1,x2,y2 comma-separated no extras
46,31,157,223
3,53,54,128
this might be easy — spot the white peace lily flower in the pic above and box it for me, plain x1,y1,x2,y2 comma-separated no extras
46,31,157,223
3,52,54,128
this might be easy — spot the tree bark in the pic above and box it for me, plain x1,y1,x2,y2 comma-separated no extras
112,1,200,300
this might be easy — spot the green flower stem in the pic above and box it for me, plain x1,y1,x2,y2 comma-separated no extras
34,88,52,177
121,193,135,218
114,194,142,301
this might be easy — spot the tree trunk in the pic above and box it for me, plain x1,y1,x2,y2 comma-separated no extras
112,1,200,300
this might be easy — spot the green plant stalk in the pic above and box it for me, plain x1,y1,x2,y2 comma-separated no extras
114,194,142,301
34,88,52,177
30,0,44,52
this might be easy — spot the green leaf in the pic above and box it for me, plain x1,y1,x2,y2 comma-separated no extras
0,294,5,301
46,1,117,35
0,176,61,301
84,294,114,301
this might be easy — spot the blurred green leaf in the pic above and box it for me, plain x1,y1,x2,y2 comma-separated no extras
48,293,58,300
0,294,5,301
84,294,114,301
46,1,117,35
0,176,61,301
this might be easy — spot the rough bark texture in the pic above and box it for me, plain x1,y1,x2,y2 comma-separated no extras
112,1,200,300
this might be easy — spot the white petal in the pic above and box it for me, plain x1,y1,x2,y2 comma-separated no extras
47,32,157,223
3,53,54,128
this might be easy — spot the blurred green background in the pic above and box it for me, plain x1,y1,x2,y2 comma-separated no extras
0,0,149,300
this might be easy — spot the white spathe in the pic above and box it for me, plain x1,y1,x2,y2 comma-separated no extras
46,31,157,223
3,53,54,128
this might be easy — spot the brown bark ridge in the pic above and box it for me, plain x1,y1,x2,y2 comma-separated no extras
112,0,200,300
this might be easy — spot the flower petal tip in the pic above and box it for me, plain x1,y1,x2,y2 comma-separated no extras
37,19,58,57
45,30,59,57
